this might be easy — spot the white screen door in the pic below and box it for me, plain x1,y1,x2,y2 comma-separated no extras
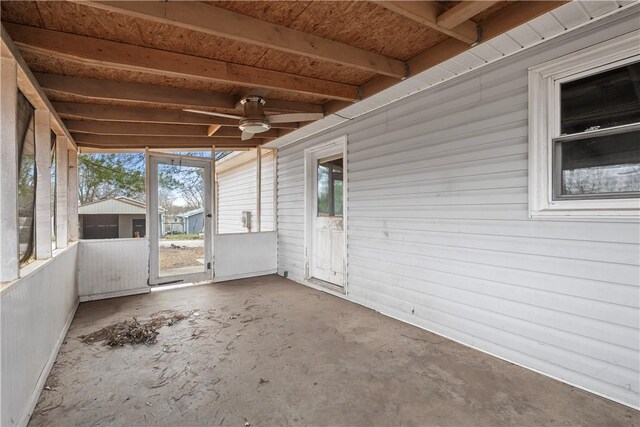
148,153,213,285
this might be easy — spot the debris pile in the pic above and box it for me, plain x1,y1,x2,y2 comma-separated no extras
80,311,189,346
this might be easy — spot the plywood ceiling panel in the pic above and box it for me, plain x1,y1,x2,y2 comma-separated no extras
0,1,43,27
203,1,314,27
206,1,449,61
289,1,450,60
252,50,375,85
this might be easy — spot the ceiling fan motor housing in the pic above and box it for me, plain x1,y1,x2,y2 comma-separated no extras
239,96,271,133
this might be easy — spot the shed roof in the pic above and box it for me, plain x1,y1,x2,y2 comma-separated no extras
178,208,204,218
79,197,151,215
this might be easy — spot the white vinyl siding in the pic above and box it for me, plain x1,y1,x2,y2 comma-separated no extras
217,151,274,234
276,10,640,409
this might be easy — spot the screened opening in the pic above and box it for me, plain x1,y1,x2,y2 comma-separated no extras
317,157,343,217
78,152,146,240
17,91,36,265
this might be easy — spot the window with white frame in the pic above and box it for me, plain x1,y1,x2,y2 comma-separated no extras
529,31,640,218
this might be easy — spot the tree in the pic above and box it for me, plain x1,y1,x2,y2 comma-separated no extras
78,153,145,204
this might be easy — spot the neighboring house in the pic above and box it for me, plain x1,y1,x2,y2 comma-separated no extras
216,149,275,233
78,197,162,239
179,208,205,234
162,214,184,235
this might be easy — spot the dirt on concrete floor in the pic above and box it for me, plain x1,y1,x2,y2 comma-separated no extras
159,246,204,270
29,276,639,427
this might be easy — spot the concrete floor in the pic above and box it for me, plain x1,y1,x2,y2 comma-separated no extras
30,275,638,426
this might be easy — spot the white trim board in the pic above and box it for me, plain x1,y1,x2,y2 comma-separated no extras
79,287,150,302
528,30,640,219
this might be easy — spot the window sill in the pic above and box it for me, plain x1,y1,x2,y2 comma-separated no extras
530,206,640,221
0,242,78,296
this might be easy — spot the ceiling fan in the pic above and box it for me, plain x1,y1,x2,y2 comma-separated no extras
184,96,324,141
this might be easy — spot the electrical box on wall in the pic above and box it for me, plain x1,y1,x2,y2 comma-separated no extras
241,211,252,230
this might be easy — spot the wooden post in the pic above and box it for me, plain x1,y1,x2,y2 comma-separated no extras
272,149,278,232
211,145,218,237
0,57,19,281
67,148,79,241
55,136,68,249
34,109,52,259
256,145,261,233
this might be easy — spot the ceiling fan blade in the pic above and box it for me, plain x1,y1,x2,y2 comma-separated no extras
267,112,324,123
183,108,245,120
241,131,254,141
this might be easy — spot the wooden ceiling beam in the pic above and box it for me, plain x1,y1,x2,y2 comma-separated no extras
71,134,270,148
37,72,234,110
81,1,407,79
4,23,358,101
327,1,568,114
35,73,321,113
65,120,280,138
52,102,299,129
437,1,501,30
374,1,478,45
79,146,257,153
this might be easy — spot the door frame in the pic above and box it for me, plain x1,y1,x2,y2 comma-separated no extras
147,152,214,285
303,135,348,293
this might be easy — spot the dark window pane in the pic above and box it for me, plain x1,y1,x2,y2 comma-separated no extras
561,62,640,135
558,131,640,196
332,160,343,216
317,162,330,215
17,92,36,264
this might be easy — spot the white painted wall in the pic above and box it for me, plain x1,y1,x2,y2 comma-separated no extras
77,238,150,301
217,150,274,233
276,10,640,409
0,244,78,427
214,232,277,282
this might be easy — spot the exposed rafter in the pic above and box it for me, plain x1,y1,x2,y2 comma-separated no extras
437,1,500,30
80,1,407,79
374,1,479,45
52,103,299,129
35,73,322,113
4,23,359,101
65,120,280,138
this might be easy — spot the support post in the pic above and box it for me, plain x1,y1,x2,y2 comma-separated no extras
34,109,52,259
272,149,278,232
67,148,79,241
211,145,217,237
55,136,68,249
256,145,262,233
0,57,19,281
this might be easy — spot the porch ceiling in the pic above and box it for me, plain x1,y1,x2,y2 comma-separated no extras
0,1,567,150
